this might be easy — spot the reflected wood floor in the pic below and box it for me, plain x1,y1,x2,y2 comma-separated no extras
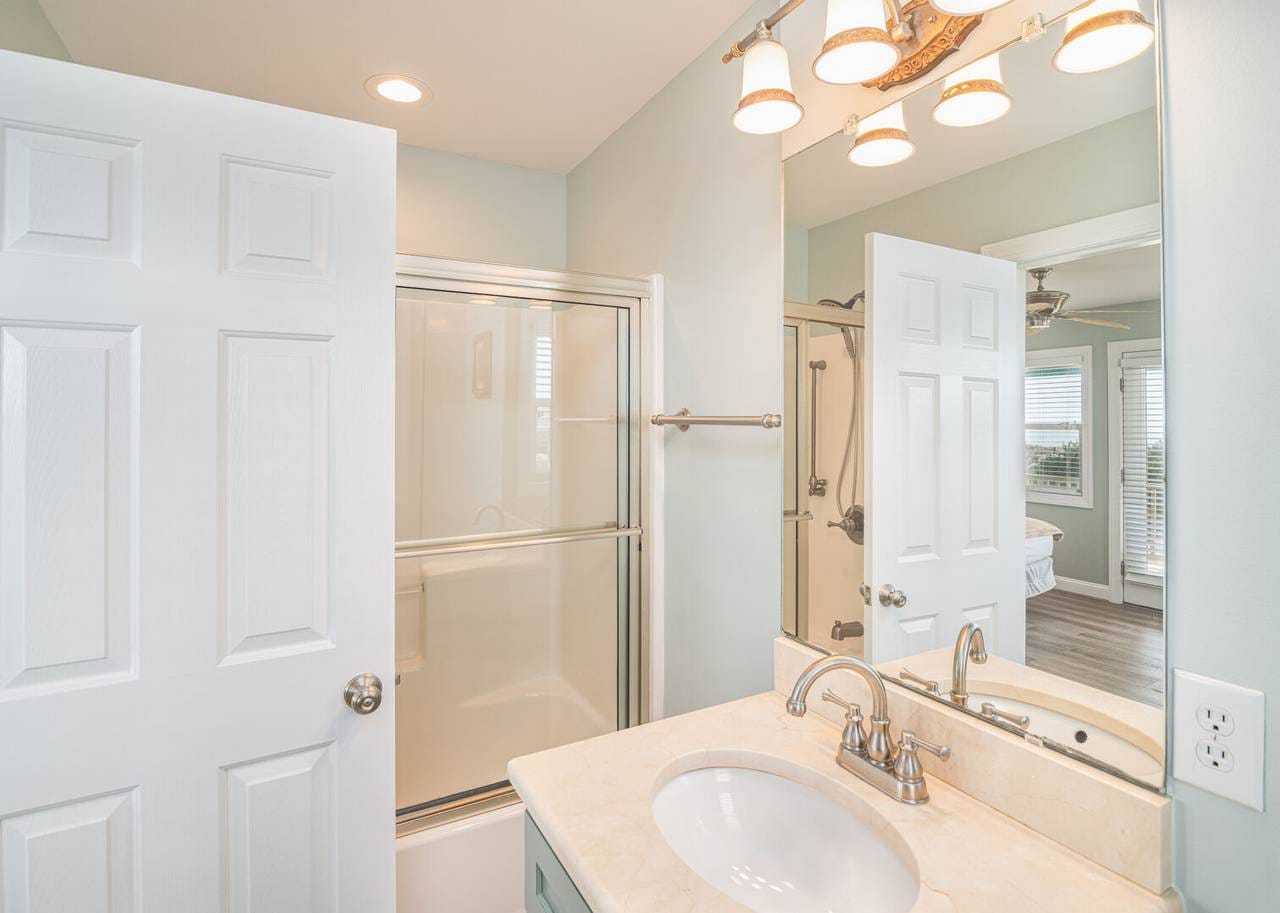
1026,589,1164,707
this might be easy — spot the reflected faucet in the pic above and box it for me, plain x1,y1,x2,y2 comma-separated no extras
950,623,988,706
786,654,950,803
830,619,864,641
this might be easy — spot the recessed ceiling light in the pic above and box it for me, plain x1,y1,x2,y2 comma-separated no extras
364,74,430,106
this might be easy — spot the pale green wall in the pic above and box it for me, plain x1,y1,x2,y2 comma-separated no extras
1026,303,1162,584
397,144,567,269
1162,3,1280,910
784,225,808,302
803,107,1159,302
0,0,71,60
567,0,782,717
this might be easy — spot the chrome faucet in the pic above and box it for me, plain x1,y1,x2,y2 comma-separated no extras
950,623,988,706
787,654,950,804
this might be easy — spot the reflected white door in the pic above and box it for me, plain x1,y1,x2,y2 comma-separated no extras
0,51,396,911
864,233,1023,663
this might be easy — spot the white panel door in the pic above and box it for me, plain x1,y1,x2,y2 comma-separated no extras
0,50,396,911
864,233,1023,663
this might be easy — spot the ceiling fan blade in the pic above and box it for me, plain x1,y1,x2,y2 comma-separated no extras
1069,308,1156,316
1025,324,1049,336
1060,316,1131,330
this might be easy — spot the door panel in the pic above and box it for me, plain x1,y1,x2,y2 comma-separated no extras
0,50,395,912
865,233,1023,663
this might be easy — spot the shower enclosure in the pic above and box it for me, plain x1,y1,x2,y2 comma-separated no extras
783,302,866,657
393,261,642,832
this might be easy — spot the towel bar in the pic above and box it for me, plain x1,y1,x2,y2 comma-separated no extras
650,408,782,430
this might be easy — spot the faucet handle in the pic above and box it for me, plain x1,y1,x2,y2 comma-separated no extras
822,689,868,755
980,702,1030,729
898,667,940,695
822,688,854,711
900,730,951,761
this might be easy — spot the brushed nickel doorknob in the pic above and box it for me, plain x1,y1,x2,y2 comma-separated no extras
344,673,383,715
879,584,907,608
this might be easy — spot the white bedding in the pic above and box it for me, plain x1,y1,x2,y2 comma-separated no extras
1024,534,1054,563
1024,517,1061,597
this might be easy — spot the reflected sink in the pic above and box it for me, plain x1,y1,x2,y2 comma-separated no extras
970,692,1164,784
651,767,918,913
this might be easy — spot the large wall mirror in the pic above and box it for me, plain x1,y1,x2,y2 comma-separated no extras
781,1,1165,790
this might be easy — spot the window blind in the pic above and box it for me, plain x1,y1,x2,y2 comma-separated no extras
1025,363,1084,495
533,333,553,474
1120,352,1165,580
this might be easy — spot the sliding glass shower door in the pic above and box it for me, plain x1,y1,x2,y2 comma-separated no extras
393,283,640,828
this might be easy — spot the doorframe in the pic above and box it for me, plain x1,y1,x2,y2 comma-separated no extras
391,254,660,812
981,203,1162,600
1106,338,1164,607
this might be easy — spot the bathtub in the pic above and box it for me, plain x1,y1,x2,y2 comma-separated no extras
396,802,526,913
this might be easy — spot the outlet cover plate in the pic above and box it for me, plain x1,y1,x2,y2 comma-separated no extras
1172,669,1265,811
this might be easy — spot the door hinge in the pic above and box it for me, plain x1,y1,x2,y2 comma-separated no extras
1120,376,1126,392
1120,559,1126,576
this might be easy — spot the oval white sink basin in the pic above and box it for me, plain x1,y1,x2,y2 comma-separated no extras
652,766,918,913
970,692,1163,784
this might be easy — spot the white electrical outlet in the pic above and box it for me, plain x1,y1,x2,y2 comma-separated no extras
1173,669,1265,811
1194,738,1235,772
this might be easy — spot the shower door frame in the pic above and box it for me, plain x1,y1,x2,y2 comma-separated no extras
393,254,651,832
782,302,864,651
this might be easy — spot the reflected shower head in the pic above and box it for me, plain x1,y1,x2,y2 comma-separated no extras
816,290,865,310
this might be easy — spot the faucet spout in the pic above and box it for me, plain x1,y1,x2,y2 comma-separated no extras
950,623,988,705
786,654,894,767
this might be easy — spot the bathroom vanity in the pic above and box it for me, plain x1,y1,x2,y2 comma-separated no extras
509,638,1179,913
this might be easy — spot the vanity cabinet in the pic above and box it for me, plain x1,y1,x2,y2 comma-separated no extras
525,813,594,913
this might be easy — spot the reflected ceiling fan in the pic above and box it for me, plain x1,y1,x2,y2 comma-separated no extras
1025,267,1153,335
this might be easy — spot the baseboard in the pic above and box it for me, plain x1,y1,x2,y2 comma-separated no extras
1053,575,1112,601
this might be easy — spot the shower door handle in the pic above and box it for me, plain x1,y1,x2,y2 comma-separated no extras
344,673,384,715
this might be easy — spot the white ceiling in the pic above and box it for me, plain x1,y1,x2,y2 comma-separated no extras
1041,243,1162,311
783,2,1157,229
38,0,756,173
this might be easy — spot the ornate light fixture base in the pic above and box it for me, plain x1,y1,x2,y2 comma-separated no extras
863,2,984,91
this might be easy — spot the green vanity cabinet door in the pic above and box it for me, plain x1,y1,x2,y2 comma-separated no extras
524,813,594,913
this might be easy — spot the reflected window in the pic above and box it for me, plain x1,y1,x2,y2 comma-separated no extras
1025,345,1093,508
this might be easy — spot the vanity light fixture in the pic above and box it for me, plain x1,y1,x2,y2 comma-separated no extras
812,0,899,85
364,74,430,106
932,52,1012,127
1052,0,1154,74
848,102,915,167
931,0,1015,13
732,25,804,135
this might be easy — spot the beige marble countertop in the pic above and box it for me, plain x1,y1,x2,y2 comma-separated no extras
509,691,1182,913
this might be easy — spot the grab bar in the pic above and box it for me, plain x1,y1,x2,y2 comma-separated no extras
808,360,827,496
650,408,781,430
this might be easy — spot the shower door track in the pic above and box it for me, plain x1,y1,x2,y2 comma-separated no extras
395,525,642,559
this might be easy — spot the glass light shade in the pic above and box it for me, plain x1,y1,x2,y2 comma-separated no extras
931,0,1015,13
848,102,914,167
1053,0,1154,74
932,53,1012,127
733,37,803,134
812,0,899,85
